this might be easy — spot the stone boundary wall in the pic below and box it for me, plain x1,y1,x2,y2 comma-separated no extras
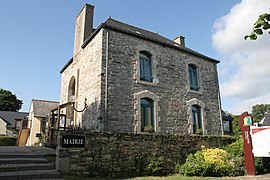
56,131,234,177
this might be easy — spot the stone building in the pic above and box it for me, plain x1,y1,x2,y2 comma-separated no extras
60,3,223,135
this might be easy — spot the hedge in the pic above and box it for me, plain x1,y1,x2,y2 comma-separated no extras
0,136,17,146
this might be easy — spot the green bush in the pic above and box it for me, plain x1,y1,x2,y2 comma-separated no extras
146,155,166,176
179,146,231,177
0,136,17,146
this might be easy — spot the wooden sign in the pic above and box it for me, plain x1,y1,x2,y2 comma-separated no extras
239,112,255,176
62,135,85,147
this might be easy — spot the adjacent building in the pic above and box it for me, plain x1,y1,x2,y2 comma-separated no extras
25,99,59,146
0,111,28,136
60,4,223,135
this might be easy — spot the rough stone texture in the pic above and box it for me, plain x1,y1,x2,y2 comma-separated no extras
61,25,222,135
56,131,234,177
60,29,104,130
105,29,222,135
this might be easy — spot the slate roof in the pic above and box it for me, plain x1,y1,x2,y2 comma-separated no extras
98,18,219,63
0,111,28,127
222,111,234,121
259,113,270,126
61,18,219,73
31,99,59,118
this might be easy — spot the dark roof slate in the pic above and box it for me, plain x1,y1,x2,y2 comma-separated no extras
261,113,270,126
62,18,219,73
0,111,28,127
32,99,59,118
86,18,219,63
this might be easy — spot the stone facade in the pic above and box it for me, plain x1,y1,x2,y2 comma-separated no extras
60,3,223,136
56,131,234,177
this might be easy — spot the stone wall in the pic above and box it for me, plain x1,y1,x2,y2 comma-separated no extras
105,29,222,135
60,29,104,130
60,24,222,135
56,131,234,177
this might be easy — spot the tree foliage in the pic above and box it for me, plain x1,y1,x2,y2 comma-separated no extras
245,12,270,40
251,104,270,123
0,88,22,111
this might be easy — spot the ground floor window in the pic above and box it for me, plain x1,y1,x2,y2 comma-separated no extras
141,98,154,132
192,105,202,133
134,90,160,133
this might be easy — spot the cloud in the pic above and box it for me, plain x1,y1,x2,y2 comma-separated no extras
212,0,270,114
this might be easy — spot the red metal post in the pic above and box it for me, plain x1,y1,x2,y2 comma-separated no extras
239,111,255,175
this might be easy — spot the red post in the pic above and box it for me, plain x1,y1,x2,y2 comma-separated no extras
239,111,255,175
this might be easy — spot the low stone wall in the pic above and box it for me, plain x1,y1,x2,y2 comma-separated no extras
56,131,234,177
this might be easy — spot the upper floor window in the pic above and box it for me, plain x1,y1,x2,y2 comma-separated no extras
140,98,154,132
188,64,199,91
192,105,202,134
140,51,153,82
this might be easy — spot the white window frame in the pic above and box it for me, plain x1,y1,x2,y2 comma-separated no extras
187,98,206,134
134,90,160,133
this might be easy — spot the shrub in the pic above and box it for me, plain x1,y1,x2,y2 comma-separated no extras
146,155,166,176
179,145,231,177
0,136,17,146
223,136,245,176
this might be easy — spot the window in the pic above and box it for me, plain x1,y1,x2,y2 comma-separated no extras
15,120,21,131
67,77,76,126
140,98,154,132
140,52,153,82
134,90,160,133
188,64,199,91
192,105,202,133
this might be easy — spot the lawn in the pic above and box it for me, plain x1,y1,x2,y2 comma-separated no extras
63,174,229,180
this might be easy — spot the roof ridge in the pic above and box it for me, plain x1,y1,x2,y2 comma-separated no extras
32,99,59,103
105,18,171,40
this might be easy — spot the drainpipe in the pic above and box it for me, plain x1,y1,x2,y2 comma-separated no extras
216,64,224,135
104,29,109,131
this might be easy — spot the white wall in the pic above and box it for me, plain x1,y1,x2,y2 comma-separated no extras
0,118,7,135
26,104,40,146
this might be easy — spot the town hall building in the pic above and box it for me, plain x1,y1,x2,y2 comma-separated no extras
60,3,223,135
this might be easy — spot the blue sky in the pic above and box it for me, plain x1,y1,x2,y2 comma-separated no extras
1,0,269,114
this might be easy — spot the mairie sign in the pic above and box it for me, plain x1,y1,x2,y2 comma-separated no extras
62,135,85,147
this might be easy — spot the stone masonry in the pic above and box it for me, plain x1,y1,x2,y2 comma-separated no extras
56,131,234,177
60,3,223,136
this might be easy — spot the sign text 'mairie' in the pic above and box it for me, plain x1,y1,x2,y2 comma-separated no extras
62,135,85,147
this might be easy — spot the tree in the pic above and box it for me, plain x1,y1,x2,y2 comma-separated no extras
251,104,270,123
0,88,22,111
245,12,270,40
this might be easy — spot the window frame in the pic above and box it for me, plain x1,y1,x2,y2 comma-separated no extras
134,90,160,133
140,98,154,132
187,98,206,135
191,105,202,133
134,46,158,86
139,52,153,82
188,64,199,91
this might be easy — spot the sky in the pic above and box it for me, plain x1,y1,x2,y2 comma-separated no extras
0,0,270,115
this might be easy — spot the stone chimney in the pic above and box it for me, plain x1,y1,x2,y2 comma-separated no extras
173,36,185,47
73,3,94,56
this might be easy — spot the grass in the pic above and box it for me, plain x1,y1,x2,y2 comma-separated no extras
63,174,229,180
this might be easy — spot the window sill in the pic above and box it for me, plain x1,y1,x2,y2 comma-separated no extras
134,131,157,135
188,89,203,95
136,80,158,86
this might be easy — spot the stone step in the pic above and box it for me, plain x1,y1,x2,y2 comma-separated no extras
0,158,49,164
0,169,62,179
0,153,46,158
0,163,54,172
